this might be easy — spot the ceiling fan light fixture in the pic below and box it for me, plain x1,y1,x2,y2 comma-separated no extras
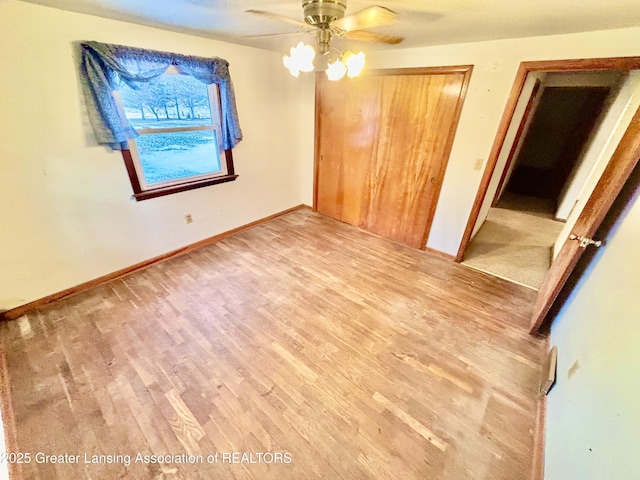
250,2,402,79
324,50,365,81
343,51,365,78
326,58,347,81
302,0,347,26
283,42,316,77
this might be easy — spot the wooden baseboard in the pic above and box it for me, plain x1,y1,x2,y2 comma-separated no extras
0,348,21,480
424,246,456,261
532,336,550,480
0,205,310,322
532,396,547,480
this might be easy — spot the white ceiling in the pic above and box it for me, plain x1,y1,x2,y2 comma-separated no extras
20,0,640,53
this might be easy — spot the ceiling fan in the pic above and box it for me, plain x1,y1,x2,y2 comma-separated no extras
246,0,404,55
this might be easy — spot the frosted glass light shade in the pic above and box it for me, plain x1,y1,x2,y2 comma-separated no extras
326,59,347,81
283,42,316,77
344,51,365,78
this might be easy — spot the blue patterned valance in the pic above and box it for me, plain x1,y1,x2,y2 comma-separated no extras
77,41,243,150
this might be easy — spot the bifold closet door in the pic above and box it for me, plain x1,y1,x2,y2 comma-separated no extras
315,67,470,248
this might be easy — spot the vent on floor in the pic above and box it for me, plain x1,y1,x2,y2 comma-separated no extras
541,346,558,395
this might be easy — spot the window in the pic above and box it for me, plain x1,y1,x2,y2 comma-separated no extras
77,42,242,198
114,67,236,200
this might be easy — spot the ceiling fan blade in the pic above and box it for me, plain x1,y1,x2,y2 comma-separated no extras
342,30,404,45
331,6,397,32
243,31,309,39
246,9,310,29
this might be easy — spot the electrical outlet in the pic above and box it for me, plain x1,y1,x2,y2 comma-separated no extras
473,158,484,170
185,214,193,224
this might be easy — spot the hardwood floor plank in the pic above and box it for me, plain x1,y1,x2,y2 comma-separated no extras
0,209,544,479
372,391,448,452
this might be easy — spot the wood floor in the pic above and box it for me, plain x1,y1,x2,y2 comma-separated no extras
0,209,545,480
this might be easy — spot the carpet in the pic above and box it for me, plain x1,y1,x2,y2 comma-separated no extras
462,202,565,290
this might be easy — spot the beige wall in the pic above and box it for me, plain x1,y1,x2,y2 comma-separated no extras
368,27,640,255
545,183,640,479
0,1,315,310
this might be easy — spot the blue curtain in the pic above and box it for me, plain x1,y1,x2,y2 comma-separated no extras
77,41,243,150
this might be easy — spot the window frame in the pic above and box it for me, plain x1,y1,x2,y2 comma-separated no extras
116,68,238,201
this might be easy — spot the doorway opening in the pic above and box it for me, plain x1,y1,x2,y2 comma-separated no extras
498,85,611,215
461,66,639,289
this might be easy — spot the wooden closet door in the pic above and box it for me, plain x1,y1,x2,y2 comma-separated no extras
315,67,471,248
